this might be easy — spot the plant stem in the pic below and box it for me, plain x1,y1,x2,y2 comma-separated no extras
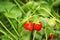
15,18,21,34
40,7,60,23
45,26,48,40
30,30,33,40
0,21,18,40
45,34,48,40
19,6,40,26
33,31,37,40
0,30,13,40
14,0,26,15
17,0,24,5
6,17,19,37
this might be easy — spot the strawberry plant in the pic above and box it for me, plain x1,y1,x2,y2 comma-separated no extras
0,0,60,40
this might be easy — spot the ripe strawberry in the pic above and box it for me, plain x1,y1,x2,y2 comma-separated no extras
49,33,54,39
33,22,42,31
23,21,33,31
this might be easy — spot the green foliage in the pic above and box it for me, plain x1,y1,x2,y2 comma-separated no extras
0,1,16,12
0,0,60,40
4,6,22,19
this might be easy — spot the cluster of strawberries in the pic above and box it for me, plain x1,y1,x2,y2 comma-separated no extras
23,21,54,39
23,21,42,31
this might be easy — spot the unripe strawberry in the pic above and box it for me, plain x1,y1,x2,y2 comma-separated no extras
49,33,54,39
48,18,56,26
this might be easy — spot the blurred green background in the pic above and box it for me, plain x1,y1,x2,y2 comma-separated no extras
0,0,60,40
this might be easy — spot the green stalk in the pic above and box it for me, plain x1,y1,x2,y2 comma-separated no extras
46,34,48,40
51,0,60,7
6,17,19,37
0,21,18,40
20,6,40,26
13,0,26,38
18,15,38,28
15,5,39,29
33,31,37,40
15,18,22,38
40,7,60,23
14,0,40,26
0,30,13,40
17,0,24,5
14,0,26,15
45,28,48,40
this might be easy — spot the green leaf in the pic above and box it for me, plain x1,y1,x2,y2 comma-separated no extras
22,1,34,13
4,6,22,19
39,17,49,24
0,6,5,12
1,35,10,40
35,34,42,40
0,1,16,12
39,9,50,17
21,30,31,40
52,0,60,6
37,1,51,17
22,1,39,13
26,11,31,17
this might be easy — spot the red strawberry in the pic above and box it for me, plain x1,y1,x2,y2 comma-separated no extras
49,33,54,39
33,22,42,31
23,21,33,31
